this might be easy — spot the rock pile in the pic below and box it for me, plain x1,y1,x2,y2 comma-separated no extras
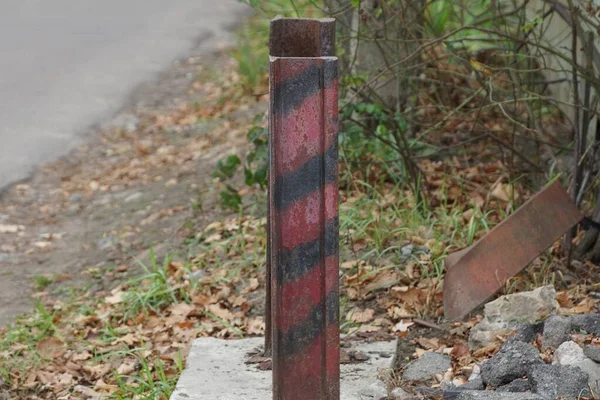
394,286,600,399
453,286,600,399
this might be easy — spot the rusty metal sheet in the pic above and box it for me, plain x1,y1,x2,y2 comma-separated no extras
267,18,339,399
444,181,583,320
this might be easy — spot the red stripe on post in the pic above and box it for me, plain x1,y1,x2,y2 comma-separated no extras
279,255,338,330
279,183,338,250
277,83,338,176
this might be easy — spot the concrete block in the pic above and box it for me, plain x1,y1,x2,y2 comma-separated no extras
170,337,395,400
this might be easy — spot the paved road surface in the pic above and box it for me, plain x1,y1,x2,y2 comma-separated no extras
0,0,248,189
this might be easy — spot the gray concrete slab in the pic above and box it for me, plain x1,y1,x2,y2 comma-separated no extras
171,337,396,400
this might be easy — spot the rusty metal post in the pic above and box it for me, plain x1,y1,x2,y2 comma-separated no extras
267,17,339,399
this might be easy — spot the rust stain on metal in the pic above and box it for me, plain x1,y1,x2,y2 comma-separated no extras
444,181,583,320
267,18,340,399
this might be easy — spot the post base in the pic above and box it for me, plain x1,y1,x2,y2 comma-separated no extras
170,337,394,400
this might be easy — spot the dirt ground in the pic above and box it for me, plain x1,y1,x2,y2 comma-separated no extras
0,48,262,325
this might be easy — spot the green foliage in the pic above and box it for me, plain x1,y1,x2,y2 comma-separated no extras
425,0,512,52
231,22,269,92
122,250,187,319
244,121,268,189
33,274,53,291
339,100,436,188
213,155,241,181
219,185,243,212
213,115,267,211
233,0,323,91
111,354,181,399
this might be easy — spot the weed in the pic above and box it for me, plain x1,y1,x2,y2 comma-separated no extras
213,155,241,181
122,250,183,319
33,275,53,291
111,353,181,400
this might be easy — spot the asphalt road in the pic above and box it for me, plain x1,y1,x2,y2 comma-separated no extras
0,0,248,189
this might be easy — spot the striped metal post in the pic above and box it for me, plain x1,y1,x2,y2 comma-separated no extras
267,17,340,399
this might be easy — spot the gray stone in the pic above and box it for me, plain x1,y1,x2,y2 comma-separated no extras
584,345,600,363
69,193,82,202
554,340,586,365
458,377,484,390
508,323,543,344
456,392,545,400
124,192,143,203
468,364,481,382
443,387,483,400
496,378,530,393
66,204,81,215
414,387,442,397
358,381,388,399
185,269,206,281
469,319,513,350
402,351,451,382
109,113,140,133
529,364,590,399
401,244,414,256
554,341,600,388
440,380,455,391
469,286,556,351
96,237,115,250
390,387,409,399
542,315,571,350
571,313,600,335
481,341,542,387
170,337,397,400
484,286,557,324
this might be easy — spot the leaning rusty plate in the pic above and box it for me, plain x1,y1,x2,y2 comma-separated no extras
444,181,583,320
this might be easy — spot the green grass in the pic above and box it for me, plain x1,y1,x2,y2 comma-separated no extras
232,0,323,93
111,353,182,400
122,250,192,319
33,274,53,291
339,181,494,278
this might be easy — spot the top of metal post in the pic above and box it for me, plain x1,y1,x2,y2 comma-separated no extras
269,17,336,58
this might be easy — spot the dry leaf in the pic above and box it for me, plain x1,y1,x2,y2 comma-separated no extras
347,287,359,300
451,342,470,359
556,291,574,308
358,324,380,333
169,302,195,318
393,320,414,333
206,304,234,321
83,363,111,378
116,360,137,375
247,317,265,335
491,183,517,203
563,297,596,314
391,286,424,307
72,350,92,362
247,278,260,292
416,337,440,350
364,270,399,294
341,260,359,269
113,333,139,346
388,305,413,319
36,336,65,359
192,292,211,305
347,308,375,323
105,291,124,305
74,385,102,400
0,224,24,233
410,236,426,245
